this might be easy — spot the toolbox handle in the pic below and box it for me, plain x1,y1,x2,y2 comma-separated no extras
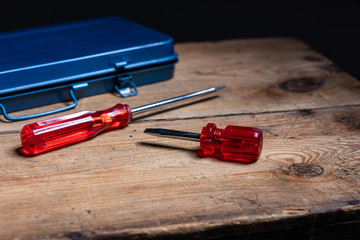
0,88,78,121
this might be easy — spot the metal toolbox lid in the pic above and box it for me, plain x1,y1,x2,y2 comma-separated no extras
0,16,177,96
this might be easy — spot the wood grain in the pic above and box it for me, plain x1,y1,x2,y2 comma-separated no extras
0,38,359,239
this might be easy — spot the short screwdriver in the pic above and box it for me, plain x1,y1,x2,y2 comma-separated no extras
144,123,263,163
20,86,225,156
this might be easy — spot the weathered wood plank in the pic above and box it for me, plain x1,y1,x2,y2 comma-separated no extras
0,104,359,239
0,38,359,239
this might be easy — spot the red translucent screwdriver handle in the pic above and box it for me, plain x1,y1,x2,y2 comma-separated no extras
20,104,132,155
198,123,263,163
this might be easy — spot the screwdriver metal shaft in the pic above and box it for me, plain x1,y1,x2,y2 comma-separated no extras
132,86,225,119
20,86,225,156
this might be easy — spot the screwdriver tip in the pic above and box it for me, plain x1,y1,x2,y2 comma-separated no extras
214,86,226,91
144,128,201,141
144,128,158,134
144,128,178,136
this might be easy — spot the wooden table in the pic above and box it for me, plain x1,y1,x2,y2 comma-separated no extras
1,38,360,239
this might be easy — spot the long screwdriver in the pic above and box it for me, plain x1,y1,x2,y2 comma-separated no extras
144,123,263,163
20,86,225,156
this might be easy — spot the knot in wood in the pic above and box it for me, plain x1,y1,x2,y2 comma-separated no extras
288,163,323,177
279,77,324,92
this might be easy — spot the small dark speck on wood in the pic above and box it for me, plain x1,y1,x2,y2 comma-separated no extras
192,70,204,75
299,109,314,116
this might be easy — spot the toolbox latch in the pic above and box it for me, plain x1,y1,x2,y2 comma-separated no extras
115,74,138,98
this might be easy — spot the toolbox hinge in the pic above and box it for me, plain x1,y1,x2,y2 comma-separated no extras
115,74,138,98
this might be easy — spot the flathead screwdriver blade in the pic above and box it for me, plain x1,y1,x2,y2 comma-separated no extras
144,128,201,141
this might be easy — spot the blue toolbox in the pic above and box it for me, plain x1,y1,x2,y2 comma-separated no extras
0,17,177,121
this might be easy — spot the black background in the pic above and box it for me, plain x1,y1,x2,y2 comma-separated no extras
1,0,360,79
